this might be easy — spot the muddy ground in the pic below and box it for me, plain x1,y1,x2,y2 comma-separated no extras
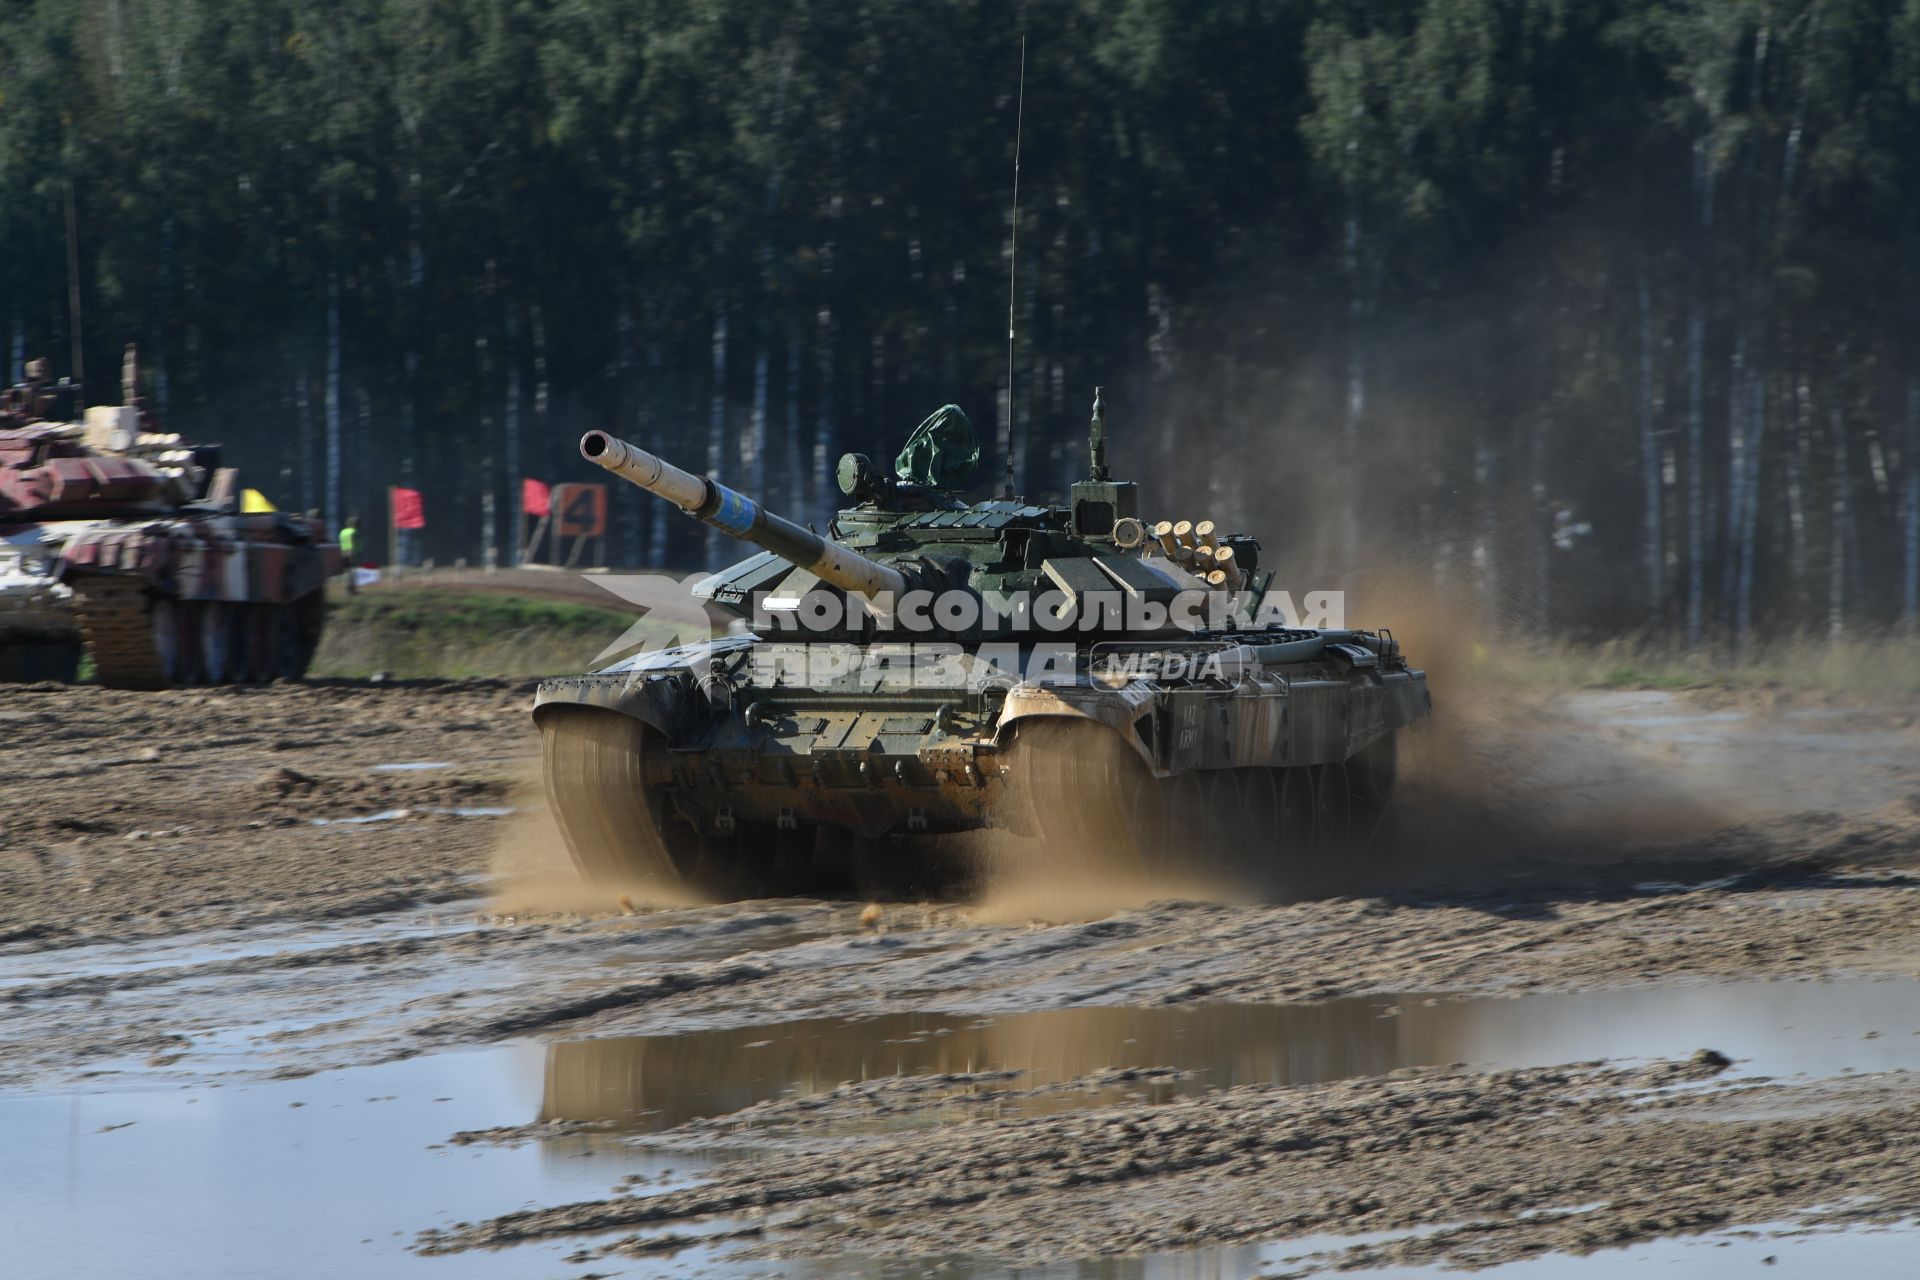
3,677,1918,1277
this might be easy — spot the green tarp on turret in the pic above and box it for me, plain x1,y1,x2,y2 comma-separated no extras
893,404,979,490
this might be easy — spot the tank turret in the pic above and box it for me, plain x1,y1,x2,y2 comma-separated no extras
580,397,1253,643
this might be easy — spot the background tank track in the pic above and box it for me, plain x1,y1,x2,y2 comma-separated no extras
71,578,168,689
69,577,326,688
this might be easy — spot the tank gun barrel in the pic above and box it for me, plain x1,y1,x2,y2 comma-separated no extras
580,430,908,602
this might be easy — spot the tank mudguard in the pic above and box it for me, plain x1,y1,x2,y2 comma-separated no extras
993,679,1161,771
531,633,757,741
993,666,1431,779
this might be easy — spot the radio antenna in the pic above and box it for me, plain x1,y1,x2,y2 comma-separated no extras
1002,34,1025,500
64,174,85,400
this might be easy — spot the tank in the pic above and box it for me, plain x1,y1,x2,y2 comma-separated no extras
534,391,1431,895
0,347,340,687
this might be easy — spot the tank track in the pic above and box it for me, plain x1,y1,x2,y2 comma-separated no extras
71,577,168,689
539,707,821,899
1008,718,1394,879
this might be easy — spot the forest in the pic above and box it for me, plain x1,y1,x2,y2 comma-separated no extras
2,0,1917,647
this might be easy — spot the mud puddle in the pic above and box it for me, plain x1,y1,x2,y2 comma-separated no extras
0,898,488,991
8,978,1915,1279
0,902,845,1090
0,1046,740,1280
1331,1221,1920,1279
538,978,1920,1135
308,805,516,826
811,1223,1920,1278
15,1057,1904,1280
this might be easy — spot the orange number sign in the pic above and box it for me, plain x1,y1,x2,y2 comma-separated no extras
551,483,607,537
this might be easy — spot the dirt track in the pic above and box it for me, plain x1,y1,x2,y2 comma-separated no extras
0,678,531,947
3,678,1918,1276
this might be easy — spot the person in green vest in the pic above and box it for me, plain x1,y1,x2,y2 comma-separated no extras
339,515,360,594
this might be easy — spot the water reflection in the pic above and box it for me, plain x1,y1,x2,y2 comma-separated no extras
542,998,1409,1130
9,979,1915,1280
543,979,1920,1133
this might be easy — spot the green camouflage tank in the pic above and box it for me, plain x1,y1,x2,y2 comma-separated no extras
535,391,1431,896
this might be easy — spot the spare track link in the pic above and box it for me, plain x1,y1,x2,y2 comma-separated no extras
71,577,168,689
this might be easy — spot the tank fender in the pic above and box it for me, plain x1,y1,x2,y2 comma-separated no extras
1374,669,1431,733
993,680,1161,773
1340,669,1431,758
1227,673,1291,765
533,669,699,743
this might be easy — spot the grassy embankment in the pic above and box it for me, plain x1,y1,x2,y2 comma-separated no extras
311,586,1920,694
310,590,674,679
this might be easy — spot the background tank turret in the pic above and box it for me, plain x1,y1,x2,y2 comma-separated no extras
0,347,340,686
536,393,1431,897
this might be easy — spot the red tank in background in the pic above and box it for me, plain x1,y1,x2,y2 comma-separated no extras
0,346,339,687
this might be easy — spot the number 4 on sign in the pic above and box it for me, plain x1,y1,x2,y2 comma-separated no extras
554,484,606,536
551,483,608,567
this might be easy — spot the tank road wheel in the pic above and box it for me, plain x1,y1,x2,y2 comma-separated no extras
539,708,704,896
270,603,306,680
1154,769,1258,875
764,825,818,895
230,604,255,681
237,604,272,682
179,602,210,685
1248,768,1325,892
1200,769,1247,870
1346,734,1399,852
1129,776,1171,874
150,598,187,684
1311,763,1353,852
840,831,954,900
1008,718,1160,872
1277,768,1316,857
0,642,82,682
198,602,234,683
1161,770,1208,867
1348,734,1397,808
1236,768,1285,875
255,604,285,682
292,591,327,676
688,831,746,899
685,823,812,901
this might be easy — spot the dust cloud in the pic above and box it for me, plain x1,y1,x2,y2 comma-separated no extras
491,571,1780,927
485,764,703,917
970,569,1750,924
972,719,1261,924
1356,566,1733,868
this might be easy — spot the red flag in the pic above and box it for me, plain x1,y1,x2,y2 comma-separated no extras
389,486,426,531
521,477,551,518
